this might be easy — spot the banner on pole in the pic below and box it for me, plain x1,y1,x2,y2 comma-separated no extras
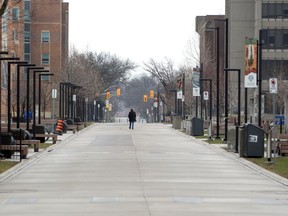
203,91,209,101
192,67,200,96
244,37,258,88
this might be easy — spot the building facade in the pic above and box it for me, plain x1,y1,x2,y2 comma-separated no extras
195,15,225,116
226,0,288,121
1,0,69,119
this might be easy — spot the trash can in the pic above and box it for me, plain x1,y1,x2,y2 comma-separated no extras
191,117,204,136
172,115,182,129
0,132,15,158
31,124,46,143
242,124,264,157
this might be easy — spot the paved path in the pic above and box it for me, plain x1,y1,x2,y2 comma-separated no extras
0,123,288,216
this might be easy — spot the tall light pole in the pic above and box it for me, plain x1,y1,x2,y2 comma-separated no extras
16,63,35,128
207,26,220,139
7,61,27,132
0,57,20,131
32,70,49,138
216,18,229,141
59,82,73,118
26,67,44,130
224,69,241,153
38,73,54,124
258,30,263,127
199,79,212,121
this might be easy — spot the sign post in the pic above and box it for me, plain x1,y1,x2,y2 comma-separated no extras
269,78,278,162
52,89,57,132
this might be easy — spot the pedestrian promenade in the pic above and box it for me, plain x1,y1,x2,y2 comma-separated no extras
0,123,288,216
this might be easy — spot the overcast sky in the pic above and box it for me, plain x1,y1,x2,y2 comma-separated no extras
68,0,225,70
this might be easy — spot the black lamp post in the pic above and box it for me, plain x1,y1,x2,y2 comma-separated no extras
257,31,263,127
7,60,24,131
169,89,177,115
16,63,36,128
207,26,220,139
7,61,27,132
26,67,44,130
215,18,229,141
224,68,241,153
200,79,212,121
71,85,81,121
38,73,54,124
182,73,185,119
32,70,49,138
60,82,73,118
59,83,63,118
0,57,20,131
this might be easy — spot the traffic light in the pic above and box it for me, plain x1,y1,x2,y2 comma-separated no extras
143,95,148,102
105,91,110,99
116,88,121,96
150,90,154,98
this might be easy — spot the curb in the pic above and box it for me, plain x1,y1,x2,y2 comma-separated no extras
165,124,288,187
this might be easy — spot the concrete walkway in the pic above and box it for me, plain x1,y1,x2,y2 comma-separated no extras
0,123,288,216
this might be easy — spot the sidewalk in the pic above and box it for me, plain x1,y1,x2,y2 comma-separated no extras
0,123,288,216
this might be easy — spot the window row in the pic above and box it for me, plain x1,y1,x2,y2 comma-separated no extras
261,29,288,49
262,3,288,19
262,60,288,80
21,31,50,43
24,44,49,65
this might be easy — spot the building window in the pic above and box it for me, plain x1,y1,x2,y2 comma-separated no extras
12,7,19,21
24,23,30,32
24,0,31,11
41,53,50,65
24,43,30,54
262,3,288,19
24,10,30,22
284,32,288,47
261,29,288,49
24,32,30,42
41,31,50,43
41,75,50,81
24,54,30,63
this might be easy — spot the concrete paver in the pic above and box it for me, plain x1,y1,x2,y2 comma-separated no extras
0,123,288,216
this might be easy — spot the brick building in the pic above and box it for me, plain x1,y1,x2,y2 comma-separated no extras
195,15,225,116
1,0,69,120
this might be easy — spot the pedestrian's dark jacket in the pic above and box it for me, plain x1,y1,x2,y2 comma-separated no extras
128,110,136,122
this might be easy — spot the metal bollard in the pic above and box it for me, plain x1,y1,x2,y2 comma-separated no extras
267,131,272,162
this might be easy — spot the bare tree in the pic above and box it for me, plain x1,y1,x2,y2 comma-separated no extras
183,32,200,67
62,49,136,115
123,74,157,120
143,58,181,114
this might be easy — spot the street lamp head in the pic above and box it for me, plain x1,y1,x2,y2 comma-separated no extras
27,66,45,71
0,51,9,55
0,57,20,61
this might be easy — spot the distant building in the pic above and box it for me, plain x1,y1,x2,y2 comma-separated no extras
195,15,225,115
1,0,69,120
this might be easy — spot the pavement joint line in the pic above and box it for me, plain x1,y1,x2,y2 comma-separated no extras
130,131,153,216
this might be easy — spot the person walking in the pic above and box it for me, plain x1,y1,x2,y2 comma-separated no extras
128,109,136,129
